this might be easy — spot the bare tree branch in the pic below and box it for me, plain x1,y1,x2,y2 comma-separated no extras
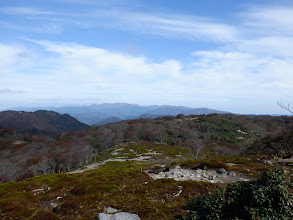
277,100,293,113
188,139,204,159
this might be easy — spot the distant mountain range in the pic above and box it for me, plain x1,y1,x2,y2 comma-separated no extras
4,103,230,125
93,116,122,126
0,110,88,134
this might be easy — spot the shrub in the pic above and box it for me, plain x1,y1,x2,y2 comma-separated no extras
187,165,293,219
32,210,60,220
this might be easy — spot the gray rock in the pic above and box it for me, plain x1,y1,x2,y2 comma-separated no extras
208,175,215,180
190,176,197,181
195,174,201,178
226,163,237,166
263,160,273,165
228,171,236,176
165,173,172,178
98,213,113,220
175,165,181,169
105,207,118,214
115,212,141,220
217,168,227,174
50,202,57,208
97,212,141,220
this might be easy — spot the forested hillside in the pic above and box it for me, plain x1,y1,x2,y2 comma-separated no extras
0,110,88,134
0,113,292,183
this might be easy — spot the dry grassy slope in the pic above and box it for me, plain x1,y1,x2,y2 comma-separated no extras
0,143,272,220
0,161,219,220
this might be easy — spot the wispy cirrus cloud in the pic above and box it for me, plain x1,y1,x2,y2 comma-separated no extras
0,7,55,15
0,5,239,42
241,6,293,34
108,12,239,42
0,21,63,34
0,89,25,94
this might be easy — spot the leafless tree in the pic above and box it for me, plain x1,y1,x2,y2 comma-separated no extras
188,139,204,159
277,100,293,113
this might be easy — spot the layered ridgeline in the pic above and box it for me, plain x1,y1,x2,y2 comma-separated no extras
7,103,229,125
0,110,88,134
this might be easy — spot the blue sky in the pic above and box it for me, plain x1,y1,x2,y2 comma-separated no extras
0,0,293,114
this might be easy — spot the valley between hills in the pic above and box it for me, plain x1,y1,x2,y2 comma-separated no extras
0,106,292,219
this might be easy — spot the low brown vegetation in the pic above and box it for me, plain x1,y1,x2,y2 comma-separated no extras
0,161,221,219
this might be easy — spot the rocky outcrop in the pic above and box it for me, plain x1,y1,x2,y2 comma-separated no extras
147,166,252,183
97,212,141,220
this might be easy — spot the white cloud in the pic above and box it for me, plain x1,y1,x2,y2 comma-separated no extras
0,40,292,114
0,5,239,42
1,3,293,113
241,6,293,35
79,10,239,42
0,21,63,34
192,51,251,60
0,89,25,94
117,12,239,42
0,7,55,15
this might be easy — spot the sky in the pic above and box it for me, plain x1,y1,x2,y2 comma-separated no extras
0,0,293,114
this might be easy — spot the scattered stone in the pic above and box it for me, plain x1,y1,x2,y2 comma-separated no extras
174,186,183,197
238,178,249,181
208,175,215,180
104,207,119,214
50,203,57,208
111,152,121,156
226,163,237,166
228,171,236,176
195,174,201,178
33,188,44,193
175,165,181,169
165,173,172,178
33,188,45,195
217,168,227,174
263,160,273,165
97,212,141,220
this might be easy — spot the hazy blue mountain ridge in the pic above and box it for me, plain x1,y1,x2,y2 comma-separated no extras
5,103,230,125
